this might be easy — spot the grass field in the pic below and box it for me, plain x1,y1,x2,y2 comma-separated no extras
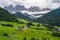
0,20,60,40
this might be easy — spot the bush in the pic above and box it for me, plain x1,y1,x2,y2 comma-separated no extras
1,24,13,27
37,38,39,40
26,22,35,26
52,32,60,37
31,37,36,40
23,37,26,40
43,24,54,30
37,23,40,27
17,21,25,24
35,28,43,30
3,33,9,37
12,32,16,34
42,37,47,40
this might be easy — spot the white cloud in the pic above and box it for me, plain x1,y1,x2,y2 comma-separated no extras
51,3,60,9
52,0,60,3
0,0,14,7
0,0,60,9
23,0,48,8
9,0,50,8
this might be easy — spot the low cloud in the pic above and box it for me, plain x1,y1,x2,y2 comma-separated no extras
0,0,60,9
52,0,60,3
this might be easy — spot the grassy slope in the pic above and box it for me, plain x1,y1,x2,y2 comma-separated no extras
0,19,60,40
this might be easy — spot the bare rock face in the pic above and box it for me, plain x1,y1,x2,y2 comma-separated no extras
4,5,26,12
4,5,51,12
15,5,26,12
4,5,15,12
27,6,41,12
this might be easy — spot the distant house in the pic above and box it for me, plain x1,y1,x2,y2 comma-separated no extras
24,26,28,29
16,26,28,31
57,28,60,31
16,26,23,31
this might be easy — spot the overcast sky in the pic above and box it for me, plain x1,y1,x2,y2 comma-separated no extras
0,0,60,9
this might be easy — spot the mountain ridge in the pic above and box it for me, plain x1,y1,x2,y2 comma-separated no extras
4,5,51,13
0,7,17,22
35,7,60,26
15,12,35,21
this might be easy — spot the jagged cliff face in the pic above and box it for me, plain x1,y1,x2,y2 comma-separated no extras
4,5,51,13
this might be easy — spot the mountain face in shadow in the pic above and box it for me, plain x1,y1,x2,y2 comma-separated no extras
0,7,17,22
15,12,34,21
35,8,60,26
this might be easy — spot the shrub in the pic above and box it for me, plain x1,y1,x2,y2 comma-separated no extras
1,24,13,27
23,37,26,40
37,23,40,27
17,21,25,24
12,32,16,34
3,33,9,37
26,22,35,27
47,32,49,35
52,32,60,37
31,37,36,40
37,38,40,40
42,37,47,40
43,24,54,30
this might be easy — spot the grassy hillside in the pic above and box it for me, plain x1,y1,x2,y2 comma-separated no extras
35,8,60,26
15,12,34,21
0,7,17,22
0,20,60,40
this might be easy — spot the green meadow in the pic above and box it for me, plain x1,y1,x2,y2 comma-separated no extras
0,19,60,40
